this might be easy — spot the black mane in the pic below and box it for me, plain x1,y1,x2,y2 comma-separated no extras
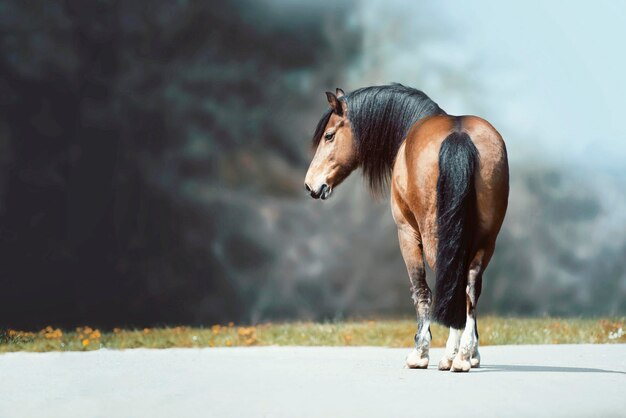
312,84,445,194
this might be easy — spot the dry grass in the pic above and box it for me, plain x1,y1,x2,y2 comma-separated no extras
1,317,625,353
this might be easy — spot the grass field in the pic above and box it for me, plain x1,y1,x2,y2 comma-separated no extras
1,317,624,353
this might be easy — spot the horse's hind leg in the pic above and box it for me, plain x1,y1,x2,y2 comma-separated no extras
470,318,480,367
397,228,432,369
451,250,485,372
438,327,461,370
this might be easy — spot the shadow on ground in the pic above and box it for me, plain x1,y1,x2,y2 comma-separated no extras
479,364,626,374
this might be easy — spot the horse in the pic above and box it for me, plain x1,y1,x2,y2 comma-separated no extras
304,84,509,372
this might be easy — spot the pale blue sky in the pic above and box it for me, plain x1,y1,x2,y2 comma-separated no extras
353,0,626,168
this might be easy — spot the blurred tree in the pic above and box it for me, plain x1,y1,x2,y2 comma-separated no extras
0,0,360,328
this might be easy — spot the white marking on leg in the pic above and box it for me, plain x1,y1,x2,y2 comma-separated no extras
445,327,460,359
416,319,431,354
451,314,475,372
459,315,476,359
438,327,460,370
407,318,431,369
470,322,480,367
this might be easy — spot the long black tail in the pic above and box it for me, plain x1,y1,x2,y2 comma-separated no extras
433,130,479,329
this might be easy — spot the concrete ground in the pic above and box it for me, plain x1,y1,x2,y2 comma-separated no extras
0,344,625,418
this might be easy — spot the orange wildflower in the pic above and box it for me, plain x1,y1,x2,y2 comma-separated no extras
237,327,258,346
41,327,63,339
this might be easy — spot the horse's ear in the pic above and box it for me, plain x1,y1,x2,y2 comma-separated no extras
326,91,347,116
336,88,348,115
325,91,342,115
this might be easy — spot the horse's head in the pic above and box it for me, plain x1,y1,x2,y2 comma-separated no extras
304,88,358,200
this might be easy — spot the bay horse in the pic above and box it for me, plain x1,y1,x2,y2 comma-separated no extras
304,84,509,372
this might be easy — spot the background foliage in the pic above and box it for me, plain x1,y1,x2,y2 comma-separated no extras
1,0,624,328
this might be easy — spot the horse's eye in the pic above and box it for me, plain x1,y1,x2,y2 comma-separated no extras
324,132,335,141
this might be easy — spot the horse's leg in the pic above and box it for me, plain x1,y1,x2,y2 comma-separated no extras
471,317,480,368
451,250,485,372
438,327,461,370
397,228,432,369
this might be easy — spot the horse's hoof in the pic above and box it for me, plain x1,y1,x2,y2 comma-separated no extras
438,357,452,371
470,349,480,368
406,350,429,369
451,357,471,372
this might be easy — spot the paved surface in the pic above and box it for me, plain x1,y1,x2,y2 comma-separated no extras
0,345,625,418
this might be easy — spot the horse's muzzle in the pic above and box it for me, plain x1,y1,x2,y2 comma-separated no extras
305,183,331,200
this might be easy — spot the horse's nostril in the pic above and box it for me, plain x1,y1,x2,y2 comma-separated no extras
320,184,329,200
304,183,311,192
